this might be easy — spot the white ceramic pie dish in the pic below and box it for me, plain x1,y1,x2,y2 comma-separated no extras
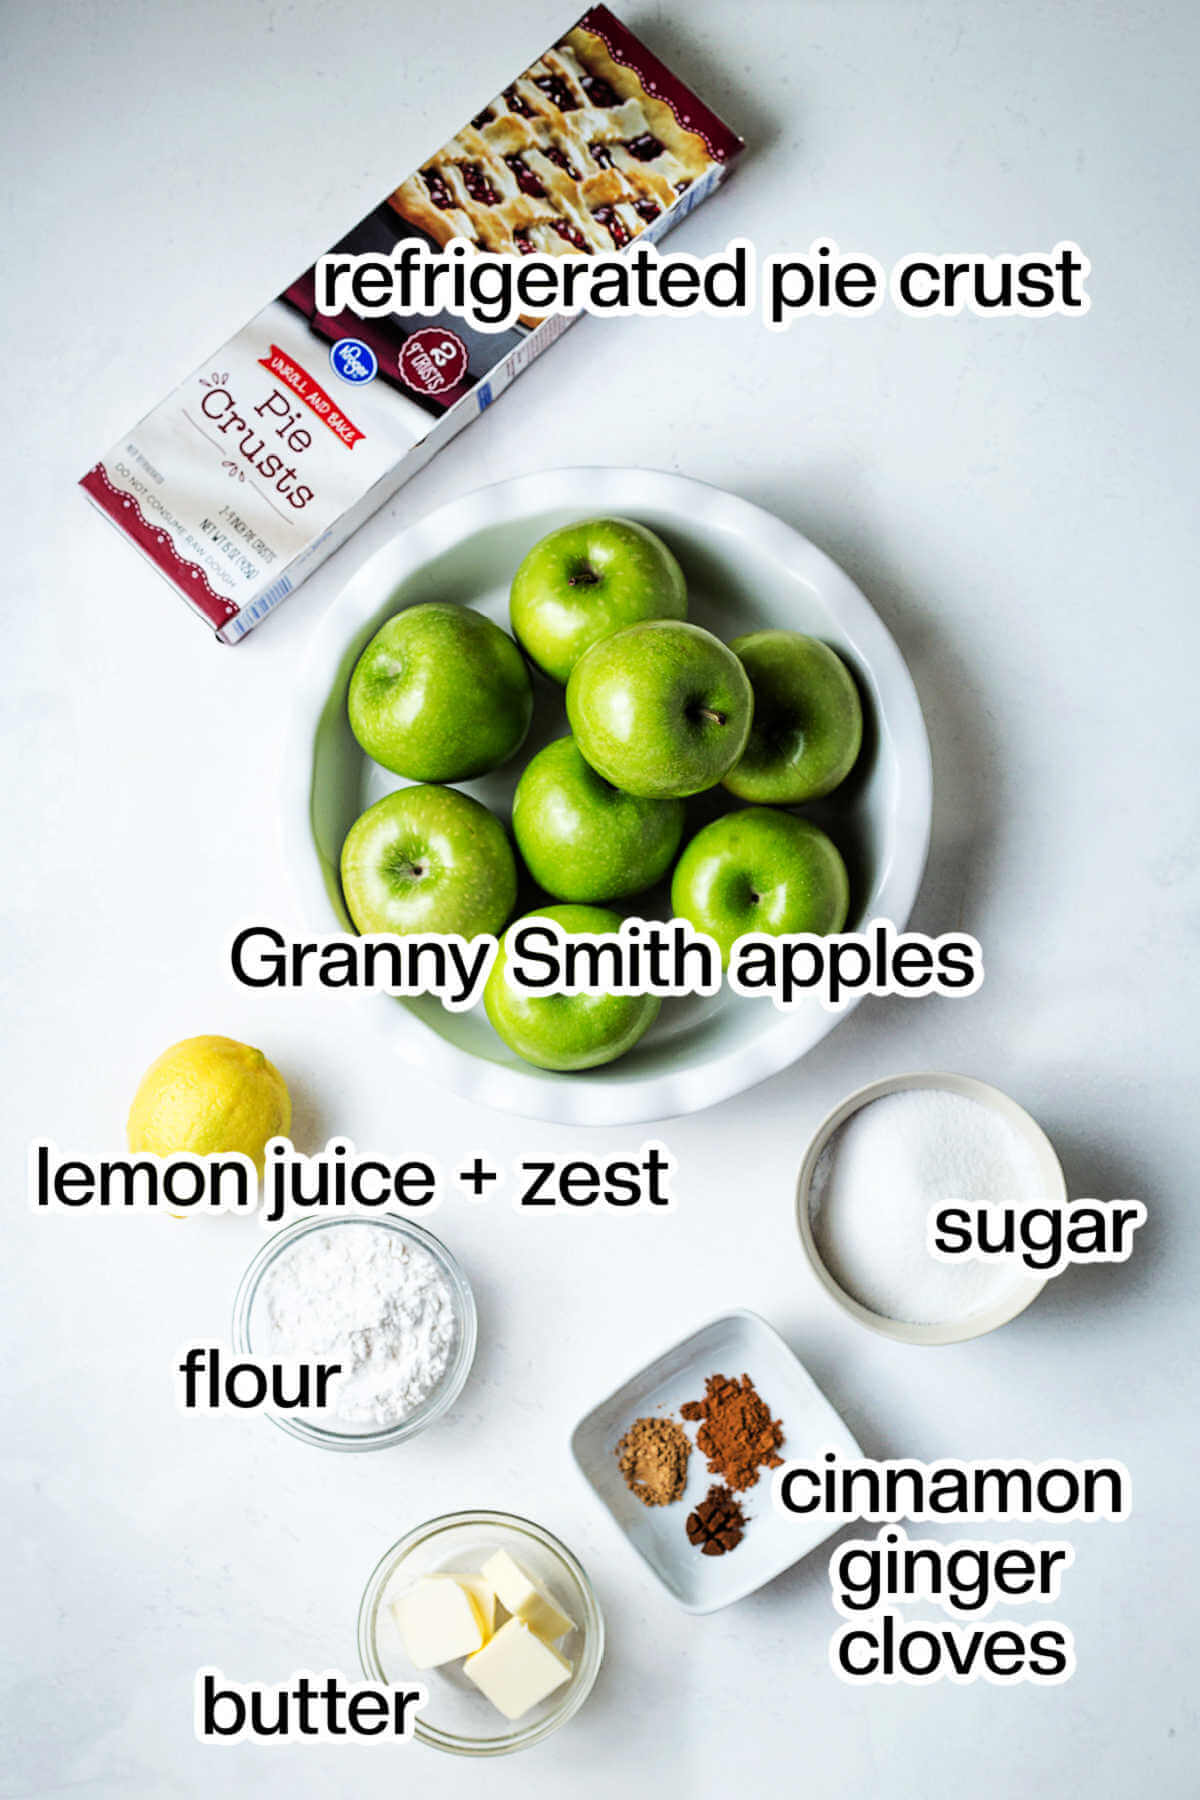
284,467,932,1125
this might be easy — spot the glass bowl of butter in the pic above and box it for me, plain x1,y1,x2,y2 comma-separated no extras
358,1510,604,1755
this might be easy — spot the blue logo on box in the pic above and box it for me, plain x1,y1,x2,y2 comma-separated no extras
329,338,378,384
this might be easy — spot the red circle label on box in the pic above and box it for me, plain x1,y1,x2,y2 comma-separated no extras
398,328,469,396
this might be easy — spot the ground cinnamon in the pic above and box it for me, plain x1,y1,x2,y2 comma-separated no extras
680,1372,784,1491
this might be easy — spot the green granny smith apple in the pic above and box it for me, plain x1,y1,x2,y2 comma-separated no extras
484,903,660,1071
348,602,533,781
671,807,850,965
566,620,754,799
724,630,863,803
340,785,517,938
510,518,687,684
513,737,686,903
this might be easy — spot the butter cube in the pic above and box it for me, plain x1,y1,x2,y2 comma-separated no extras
480,1549,576,1641
393,1575,487,1669
464,1618,572,1721
453,1572,497,1637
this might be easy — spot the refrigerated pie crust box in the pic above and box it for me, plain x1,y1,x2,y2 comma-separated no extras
81,6,743,643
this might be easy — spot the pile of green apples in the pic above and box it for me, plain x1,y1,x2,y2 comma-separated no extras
340,517,862,1073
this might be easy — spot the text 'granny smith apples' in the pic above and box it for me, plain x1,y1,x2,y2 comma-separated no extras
340,785,517,939
671,807,851,966
513,737,686,903
349,601,533,782
510,517,687,684
567,620,754,799
485,905,661,1071
725,630,863,803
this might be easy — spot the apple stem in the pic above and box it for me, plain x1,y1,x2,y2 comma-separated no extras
697,707,727,726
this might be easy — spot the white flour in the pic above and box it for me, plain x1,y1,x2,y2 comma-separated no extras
810,1089,1044,1325
254,1223,457,1429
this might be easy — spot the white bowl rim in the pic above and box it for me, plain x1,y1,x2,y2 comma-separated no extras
284,467,934,1125
795,1070,1060,1345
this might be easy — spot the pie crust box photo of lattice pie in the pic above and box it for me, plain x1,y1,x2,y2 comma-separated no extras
80,6,743,644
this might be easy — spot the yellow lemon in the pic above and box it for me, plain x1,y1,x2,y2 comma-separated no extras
126,1035,291,1175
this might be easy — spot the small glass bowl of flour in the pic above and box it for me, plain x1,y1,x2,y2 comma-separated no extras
797,1073,1065,1345
233,1215,477,1449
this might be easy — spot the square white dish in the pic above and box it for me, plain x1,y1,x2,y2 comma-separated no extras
569,1308,861,1613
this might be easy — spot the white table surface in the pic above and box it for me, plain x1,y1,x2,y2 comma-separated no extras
4,2,1198,1795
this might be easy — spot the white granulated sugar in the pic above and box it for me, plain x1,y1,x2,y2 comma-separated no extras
810,1089,1044,1326
254,1224,456,1429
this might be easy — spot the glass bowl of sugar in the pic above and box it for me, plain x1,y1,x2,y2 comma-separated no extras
796,1072,1064,1344
232,1213,477,1448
